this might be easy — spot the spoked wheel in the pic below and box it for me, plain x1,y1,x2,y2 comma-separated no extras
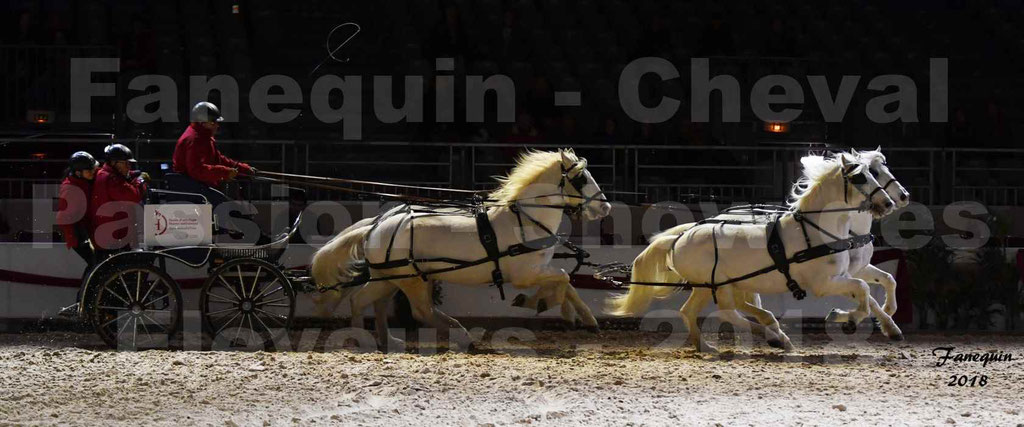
91,265,182,350
200,258,295,349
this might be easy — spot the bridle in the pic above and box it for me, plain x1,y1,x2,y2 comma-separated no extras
557,159,606,216
505,158,606,217
841,163,886,212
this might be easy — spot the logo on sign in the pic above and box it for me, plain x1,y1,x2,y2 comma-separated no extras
154,210,168,236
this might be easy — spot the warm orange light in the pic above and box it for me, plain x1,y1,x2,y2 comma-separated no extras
31,153,46,160
765,122,789,133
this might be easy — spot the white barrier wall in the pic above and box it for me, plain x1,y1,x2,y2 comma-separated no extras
0,243,897,322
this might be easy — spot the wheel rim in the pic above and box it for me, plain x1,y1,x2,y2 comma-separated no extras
94,268,178,349
203,261,293,347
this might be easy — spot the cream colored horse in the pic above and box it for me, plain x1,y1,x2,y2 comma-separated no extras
609,152,895,352
623,148,909,345
311,149,611,349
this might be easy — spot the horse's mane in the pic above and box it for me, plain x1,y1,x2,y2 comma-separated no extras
788,151,859,211
489,149,578,204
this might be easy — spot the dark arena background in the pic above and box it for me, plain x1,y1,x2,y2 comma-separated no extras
2,0,1024,425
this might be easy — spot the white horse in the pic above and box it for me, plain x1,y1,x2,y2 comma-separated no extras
628,148,910,344
311,149,612,349
609,152,895,352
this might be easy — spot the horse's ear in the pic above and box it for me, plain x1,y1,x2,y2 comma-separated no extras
850,148,860,156
875,145,882,153
838,154,850,172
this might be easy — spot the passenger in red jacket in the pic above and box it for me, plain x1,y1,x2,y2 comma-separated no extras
169,102,255,207
90,144,148,253
56,151,99,263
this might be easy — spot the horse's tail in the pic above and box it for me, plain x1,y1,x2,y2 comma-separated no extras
608,233,683,316
311,221,372,290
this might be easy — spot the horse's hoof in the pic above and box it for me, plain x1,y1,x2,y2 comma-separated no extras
890,333,905,342
698,343,719,354
511,294,526,307
766,338,785,349
536,299,548,314
379,337,406,353
783,341,796,352
824,308,846,323
583,325,600,334
841,320,858,334
467,341,494,354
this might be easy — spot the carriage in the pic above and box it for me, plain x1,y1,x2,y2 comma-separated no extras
72,185,314,350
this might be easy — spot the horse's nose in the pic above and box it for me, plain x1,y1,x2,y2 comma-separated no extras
900,193,908,202
884,200,893,208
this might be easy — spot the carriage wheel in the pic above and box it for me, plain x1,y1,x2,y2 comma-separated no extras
90,265,182,350
200,258,295,349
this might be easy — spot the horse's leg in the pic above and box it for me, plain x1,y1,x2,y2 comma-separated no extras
393,278,468,348
711,286,761,350
350,281,397,340
680,288,716,353
735,297,793,350
819,276,873,326
370,285,405,351
728,291,770,338
865,292,903,340
562,283,599,332
513,285,563,314
853,264,898,316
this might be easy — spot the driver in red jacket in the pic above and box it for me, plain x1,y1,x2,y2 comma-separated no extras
170,102,255,206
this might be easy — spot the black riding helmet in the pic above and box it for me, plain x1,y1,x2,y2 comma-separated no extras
67,151,98,175
191,101,224,123
104,144,136,162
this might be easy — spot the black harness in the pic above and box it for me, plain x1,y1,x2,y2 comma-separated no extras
597,166,882,303
323,160,601,299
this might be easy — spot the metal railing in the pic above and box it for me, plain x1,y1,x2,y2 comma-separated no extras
1,138,1022,206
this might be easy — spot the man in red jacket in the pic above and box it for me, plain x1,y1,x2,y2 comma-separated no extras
57,151,99,263
90,144,148,254
169,102,255,207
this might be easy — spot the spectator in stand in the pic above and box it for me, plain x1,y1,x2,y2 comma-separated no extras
697,13,736,56
429,4,471,60
593,117,619,145
764,17,797,57
980,100,1010,147
57,152,99,264
503,112,542,144
500,8,531,61
549,115,579,144
946,106,972,147
121,18,156,72
526,76,556,131
90,144,148,255
634,15,671,58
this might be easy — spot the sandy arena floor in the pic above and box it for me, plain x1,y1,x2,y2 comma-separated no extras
1,330,1023,426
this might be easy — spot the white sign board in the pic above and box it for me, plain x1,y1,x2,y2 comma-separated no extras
143,204,213,247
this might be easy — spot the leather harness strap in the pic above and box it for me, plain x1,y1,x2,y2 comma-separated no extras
766,215,808,300
475,210,506,300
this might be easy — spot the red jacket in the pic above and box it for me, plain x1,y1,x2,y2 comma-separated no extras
173,123,252,187
90,164,147,249
56,175,91,249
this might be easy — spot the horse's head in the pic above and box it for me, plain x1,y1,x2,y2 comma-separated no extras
855,146,910,210
559,150,612,220
838,152,896,218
